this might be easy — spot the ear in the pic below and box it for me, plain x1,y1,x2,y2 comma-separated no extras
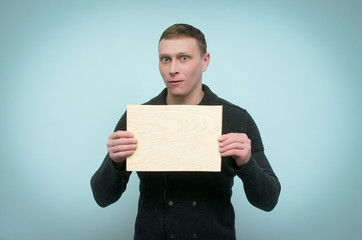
202,53,210,72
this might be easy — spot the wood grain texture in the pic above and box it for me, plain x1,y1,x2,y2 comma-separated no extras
126,105,223,172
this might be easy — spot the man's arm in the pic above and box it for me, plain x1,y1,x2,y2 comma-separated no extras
219,113,281,211
235,151,281,211
90,112,136,207
90,153,132,207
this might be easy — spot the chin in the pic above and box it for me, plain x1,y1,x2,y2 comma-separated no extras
169,90,186,97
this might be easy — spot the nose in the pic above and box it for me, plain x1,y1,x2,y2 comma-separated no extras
169,61,179,75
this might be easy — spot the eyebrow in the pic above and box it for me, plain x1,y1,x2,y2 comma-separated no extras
159,52,190,57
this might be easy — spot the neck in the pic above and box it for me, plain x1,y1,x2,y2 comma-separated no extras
166,89,204,105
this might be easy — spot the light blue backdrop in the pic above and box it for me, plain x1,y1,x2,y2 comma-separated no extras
1,0,361,239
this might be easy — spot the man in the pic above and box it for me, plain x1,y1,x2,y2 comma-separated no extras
91,23,281,240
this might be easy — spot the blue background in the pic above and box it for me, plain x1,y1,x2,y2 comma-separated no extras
1,0,361,239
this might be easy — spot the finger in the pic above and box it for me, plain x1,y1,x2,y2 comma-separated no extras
107,137,137,148
219,142,250,153
219,133,248,142
109,131,134,140
110,150,135,161
220,149,245,157
109,144,137,153
219,143,251,153
220,148,250,159
219,134,250,147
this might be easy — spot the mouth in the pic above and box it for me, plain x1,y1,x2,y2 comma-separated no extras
168,80,183,86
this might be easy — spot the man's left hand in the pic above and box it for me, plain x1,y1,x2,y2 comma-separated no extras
219,133,251,168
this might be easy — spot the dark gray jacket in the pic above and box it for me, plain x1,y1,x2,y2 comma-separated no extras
91,85,281,240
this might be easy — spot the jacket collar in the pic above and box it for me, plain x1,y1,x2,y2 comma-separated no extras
199,84,220,105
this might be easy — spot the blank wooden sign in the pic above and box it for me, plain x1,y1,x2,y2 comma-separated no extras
126,105,222,172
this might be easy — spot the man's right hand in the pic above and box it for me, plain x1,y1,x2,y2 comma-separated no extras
107,131,137,163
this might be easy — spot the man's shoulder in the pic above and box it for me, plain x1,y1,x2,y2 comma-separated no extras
217,97,248,115
144,96,161,105
215,96,251,133
142,88,168,105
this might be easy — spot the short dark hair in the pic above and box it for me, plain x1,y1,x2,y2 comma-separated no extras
159,23,207,55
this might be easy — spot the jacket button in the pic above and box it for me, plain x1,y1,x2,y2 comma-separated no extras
168,201,174,206
192,201,197,206
193,233,198,238
170,234,175,238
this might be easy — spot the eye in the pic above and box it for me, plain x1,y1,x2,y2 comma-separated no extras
181,56,189,61
161,57,170,62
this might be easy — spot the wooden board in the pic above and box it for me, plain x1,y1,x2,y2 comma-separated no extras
126,105,222,172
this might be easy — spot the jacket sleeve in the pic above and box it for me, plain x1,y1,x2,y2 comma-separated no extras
90,112,132,207
234,113,281,211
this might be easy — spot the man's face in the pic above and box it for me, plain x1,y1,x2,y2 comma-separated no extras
158,37,210,103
